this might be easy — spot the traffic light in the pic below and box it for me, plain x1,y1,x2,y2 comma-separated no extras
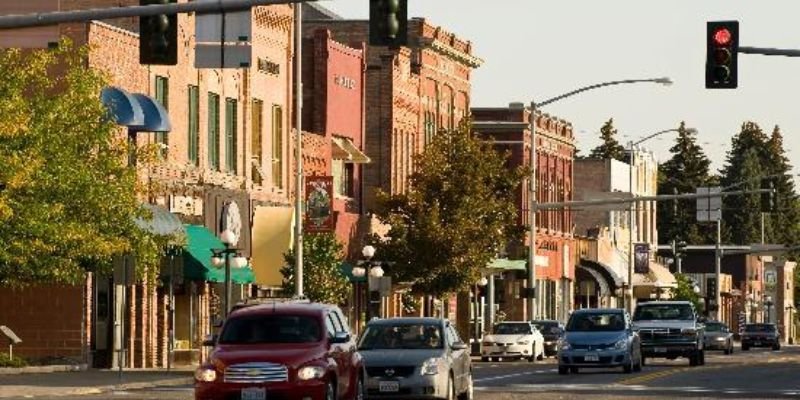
672,187,679,215
706,21,739,89
369,0,408,47
761,179,777,212
140,0,178,65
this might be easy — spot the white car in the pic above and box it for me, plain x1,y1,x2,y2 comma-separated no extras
481,321,545,362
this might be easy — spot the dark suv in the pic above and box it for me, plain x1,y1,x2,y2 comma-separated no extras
533,320,564,357
195,301,364,400
741,323,781,351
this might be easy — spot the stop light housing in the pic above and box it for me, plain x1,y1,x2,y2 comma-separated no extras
369,0,408,47
706,21,739,89
761,179,777,212
140,0,178,65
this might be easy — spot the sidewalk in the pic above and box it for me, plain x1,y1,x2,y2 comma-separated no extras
0,367,194,398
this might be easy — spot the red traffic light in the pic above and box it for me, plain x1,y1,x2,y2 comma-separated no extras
713,28,732,46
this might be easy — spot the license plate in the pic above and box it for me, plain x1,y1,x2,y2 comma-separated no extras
379,381,400,392
584,354,599,362
241,387,266,400
654,347,667,353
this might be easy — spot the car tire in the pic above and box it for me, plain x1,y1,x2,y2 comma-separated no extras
633,353,643,372
641,355,646,367
457,372,473,400
699,349,705,365
689,351,699,366
623,355,634,374
325,379,336,400
352,374,364,400
558,366,569,375
772,344,781,351
742,344,749,351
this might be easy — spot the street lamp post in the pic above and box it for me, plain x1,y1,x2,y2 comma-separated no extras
526,77,672,320
360,245,385,321
211,229,248,320
625,127,696,313
764,295,774,324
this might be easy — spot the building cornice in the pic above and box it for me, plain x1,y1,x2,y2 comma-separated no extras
420,37,483,68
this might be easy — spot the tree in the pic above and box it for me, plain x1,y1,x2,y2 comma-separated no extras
672,273,702,313
589,118,626,161
373,120,525,297
0,41,163,286
763,126,800,247
281,232,351,305
657,122,714,245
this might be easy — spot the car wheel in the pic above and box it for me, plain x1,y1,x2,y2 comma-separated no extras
641,355,646,367
536,344,545,361
742,344,749,351
623,356,634,374
633,353,643,372
446,375,456,400
458,372,473,400
699,349,705,365
352,374,364,400
325,379,336,400
689,351,699,366
558,366,569,375
772,344,781,351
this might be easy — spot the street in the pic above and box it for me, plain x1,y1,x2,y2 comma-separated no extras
30,345,799,400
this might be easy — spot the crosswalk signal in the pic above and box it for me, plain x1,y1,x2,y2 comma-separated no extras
706,21,739,89
140,0,178,65
369,0,408,47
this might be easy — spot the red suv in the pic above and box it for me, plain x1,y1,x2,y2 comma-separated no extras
195,301,364,400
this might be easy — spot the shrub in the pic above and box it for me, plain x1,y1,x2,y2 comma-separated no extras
0,352,28,367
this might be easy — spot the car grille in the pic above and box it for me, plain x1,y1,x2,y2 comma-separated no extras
571,343,613,350
638,328,682,340
366,366,416,378
224,362,288,383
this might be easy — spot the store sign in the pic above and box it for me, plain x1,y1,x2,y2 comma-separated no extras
258,57,280,75
305,176,334,232
220,200,243,245
634,243,650,274
334,75,356,89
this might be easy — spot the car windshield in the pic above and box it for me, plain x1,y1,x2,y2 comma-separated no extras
633,304,694,321
494,323,532,335
533,321,561,335
566,312,626,332
358,323,443,350
705,323,725,332
219,315,321,344
745,324,775,332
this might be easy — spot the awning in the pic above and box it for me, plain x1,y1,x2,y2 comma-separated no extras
101,86,144,126
486,258,526,271
332,136,370,163
130,93,171,133
580,258,624,288
135,203,185,237
577,265,612,297
183,224,255,284
633,260,677,289
250,205,294,286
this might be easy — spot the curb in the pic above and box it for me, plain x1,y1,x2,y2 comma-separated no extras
0,364,88,375
0,377,194,398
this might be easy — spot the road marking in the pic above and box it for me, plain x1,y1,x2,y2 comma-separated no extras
474,371,539,383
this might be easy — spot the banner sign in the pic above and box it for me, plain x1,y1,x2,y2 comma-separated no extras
305,176,334,233
634,243,650,274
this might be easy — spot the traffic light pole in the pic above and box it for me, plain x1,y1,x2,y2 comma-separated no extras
0,0,315,29
739,46,800,57
534,188,772,210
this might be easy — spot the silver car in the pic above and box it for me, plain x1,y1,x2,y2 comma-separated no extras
358,318,472,399
703,321,734,354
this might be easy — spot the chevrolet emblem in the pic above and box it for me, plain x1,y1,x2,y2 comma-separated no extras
385,369,395,377
247,369,262,376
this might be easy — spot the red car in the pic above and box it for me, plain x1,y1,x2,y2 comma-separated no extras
195,301,364,400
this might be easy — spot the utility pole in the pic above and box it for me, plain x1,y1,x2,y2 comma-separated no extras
715,215,722,321
293,3,304,298
527,102,538,321
627,141,636,314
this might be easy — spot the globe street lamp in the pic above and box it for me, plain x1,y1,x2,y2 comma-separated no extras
527,77,672,320
211,229,248,320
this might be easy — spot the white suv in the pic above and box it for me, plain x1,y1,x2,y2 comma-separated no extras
481,321,545,362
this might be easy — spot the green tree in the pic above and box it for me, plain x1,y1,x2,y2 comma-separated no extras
657,122,714,245
589,118,626,161
281,232,351,305
763,126,800,247
0,42,163,285
373,120,525,297
672,274,702,312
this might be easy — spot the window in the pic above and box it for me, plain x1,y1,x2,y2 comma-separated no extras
154,76,169,157
187,85,199,165
225,98,238,174
332,159,354,197
251,99,264,184
271,105,283,188
207,93,220,170
325,314,337,338
218,315,322,344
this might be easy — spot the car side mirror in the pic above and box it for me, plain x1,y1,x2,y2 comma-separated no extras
451,341,468,351
330,332,351,344
212,317,224,329
202,334,217,347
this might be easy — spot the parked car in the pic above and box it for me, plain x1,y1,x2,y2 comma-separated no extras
194,301,364,400
357,317,472,399
533,319,565,357
703,321,734,354
480,321,545,362
557,308,641,375
741,323,781,351
632,301,705,366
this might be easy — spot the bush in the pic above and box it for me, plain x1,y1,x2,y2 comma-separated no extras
0,352,28,367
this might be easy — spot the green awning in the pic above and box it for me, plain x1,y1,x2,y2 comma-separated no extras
339,262,366,283
183,224,255,284
487,258,527,271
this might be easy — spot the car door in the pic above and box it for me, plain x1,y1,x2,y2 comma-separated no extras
331,309,356,397
325,311,347,399
446,323,469,393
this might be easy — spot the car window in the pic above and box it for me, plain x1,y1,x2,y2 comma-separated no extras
493,323,532,335
219,315,322,344
633,304,694,321
333,310,350,334
745,324,775,332
567,312,626,332
705,323,725,332
449,326,463,344
324,314,337,338
358,323,443,350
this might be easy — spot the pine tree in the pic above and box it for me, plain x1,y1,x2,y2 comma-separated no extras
657,122,713,245
589,118,627,161
763,126,800,246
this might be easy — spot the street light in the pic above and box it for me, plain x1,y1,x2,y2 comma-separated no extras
764,295,774,324
211,229,248,320
626,127,696,313
526,77,672,320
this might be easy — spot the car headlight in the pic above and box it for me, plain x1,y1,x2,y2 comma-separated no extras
194,367,217,382
297,366,326,381
421,357,441,375
559,341,571,351
517,339,531,345
614,339,627,350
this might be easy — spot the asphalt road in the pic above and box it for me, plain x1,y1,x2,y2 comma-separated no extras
38,345,800,400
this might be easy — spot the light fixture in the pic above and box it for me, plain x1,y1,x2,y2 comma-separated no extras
477,277,488,287
369,265,384,278
220,229,237,246
362,245,376,259
211,256,224,268
233,255,248,268
352,266,366,278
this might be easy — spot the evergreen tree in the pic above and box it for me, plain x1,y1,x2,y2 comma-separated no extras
763,126,800,247
589,118,626,161
657,122,713,245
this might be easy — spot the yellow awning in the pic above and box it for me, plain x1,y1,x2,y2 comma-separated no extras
332,136,370,163
250,206,294,286
633,260,677,288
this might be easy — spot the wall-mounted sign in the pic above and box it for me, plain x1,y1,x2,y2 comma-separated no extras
334,75,356,89
305,176,334,232
220,200,243,245
258,57,280,75
634,243,650,274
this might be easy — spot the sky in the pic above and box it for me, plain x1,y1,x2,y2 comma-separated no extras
318,0,800,174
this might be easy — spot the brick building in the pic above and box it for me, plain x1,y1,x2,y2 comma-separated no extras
472,103,576,322
0,0,297,368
